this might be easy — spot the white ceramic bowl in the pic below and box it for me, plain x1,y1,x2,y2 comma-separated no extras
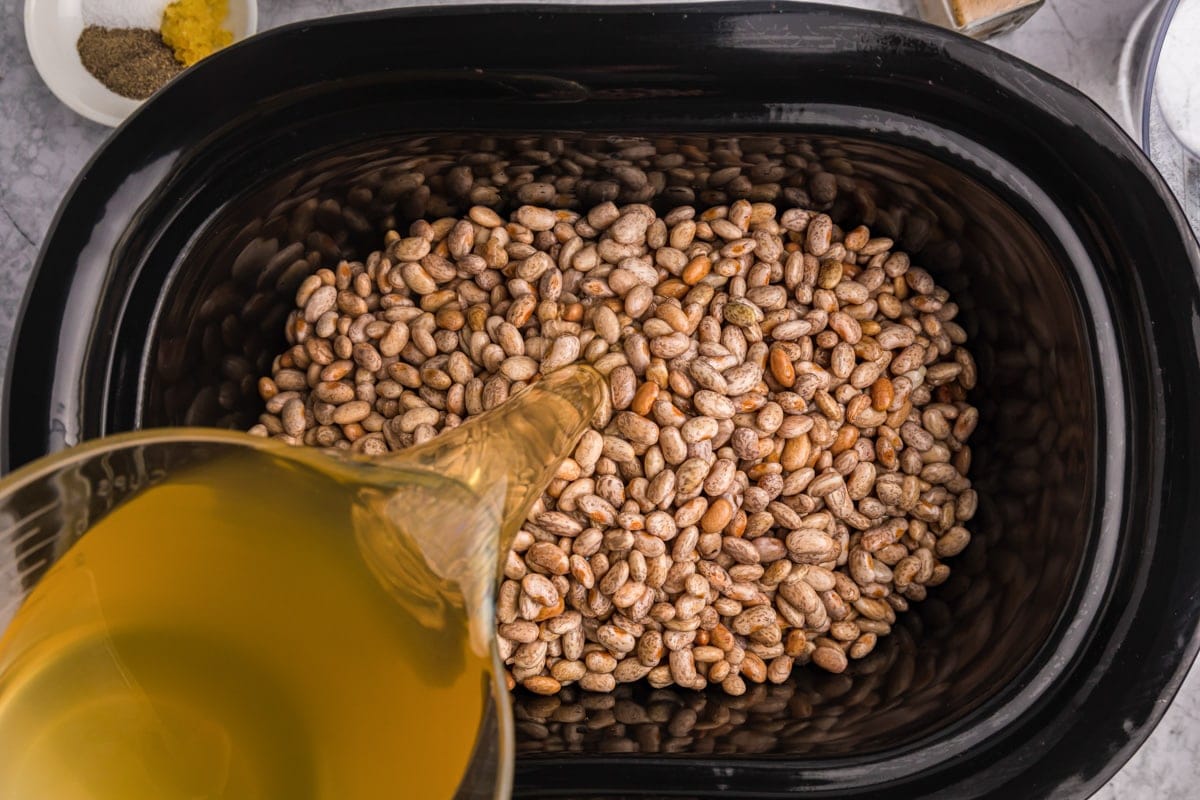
24,0,258,127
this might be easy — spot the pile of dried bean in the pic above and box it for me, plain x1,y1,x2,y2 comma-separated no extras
253,199,978,696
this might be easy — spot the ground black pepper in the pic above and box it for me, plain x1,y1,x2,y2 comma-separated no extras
77,26,183,100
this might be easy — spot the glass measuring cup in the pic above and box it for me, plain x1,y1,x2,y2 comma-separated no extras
0,365,606,800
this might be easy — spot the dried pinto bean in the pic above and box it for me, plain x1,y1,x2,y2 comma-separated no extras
255,198,978,694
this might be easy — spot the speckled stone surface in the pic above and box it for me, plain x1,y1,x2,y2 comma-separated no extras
1,1,1197,795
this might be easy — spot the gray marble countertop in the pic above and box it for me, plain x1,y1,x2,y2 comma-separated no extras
1,0,1197,796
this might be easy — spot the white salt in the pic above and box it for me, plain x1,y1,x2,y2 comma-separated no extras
81,0,171,30
1156,0,1200,157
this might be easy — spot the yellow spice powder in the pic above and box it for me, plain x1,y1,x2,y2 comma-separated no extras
161,0,233,66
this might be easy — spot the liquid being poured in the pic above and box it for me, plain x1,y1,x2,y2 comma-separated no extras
0,448,494,799
0,365,606,799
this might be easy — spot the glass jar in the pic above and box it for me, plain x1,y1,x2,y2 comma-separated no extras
1119,0,1200,237
917,0,1045,39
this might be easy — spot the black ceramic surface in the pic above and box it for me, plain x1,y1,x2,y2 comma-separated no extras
4,4,1200,799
